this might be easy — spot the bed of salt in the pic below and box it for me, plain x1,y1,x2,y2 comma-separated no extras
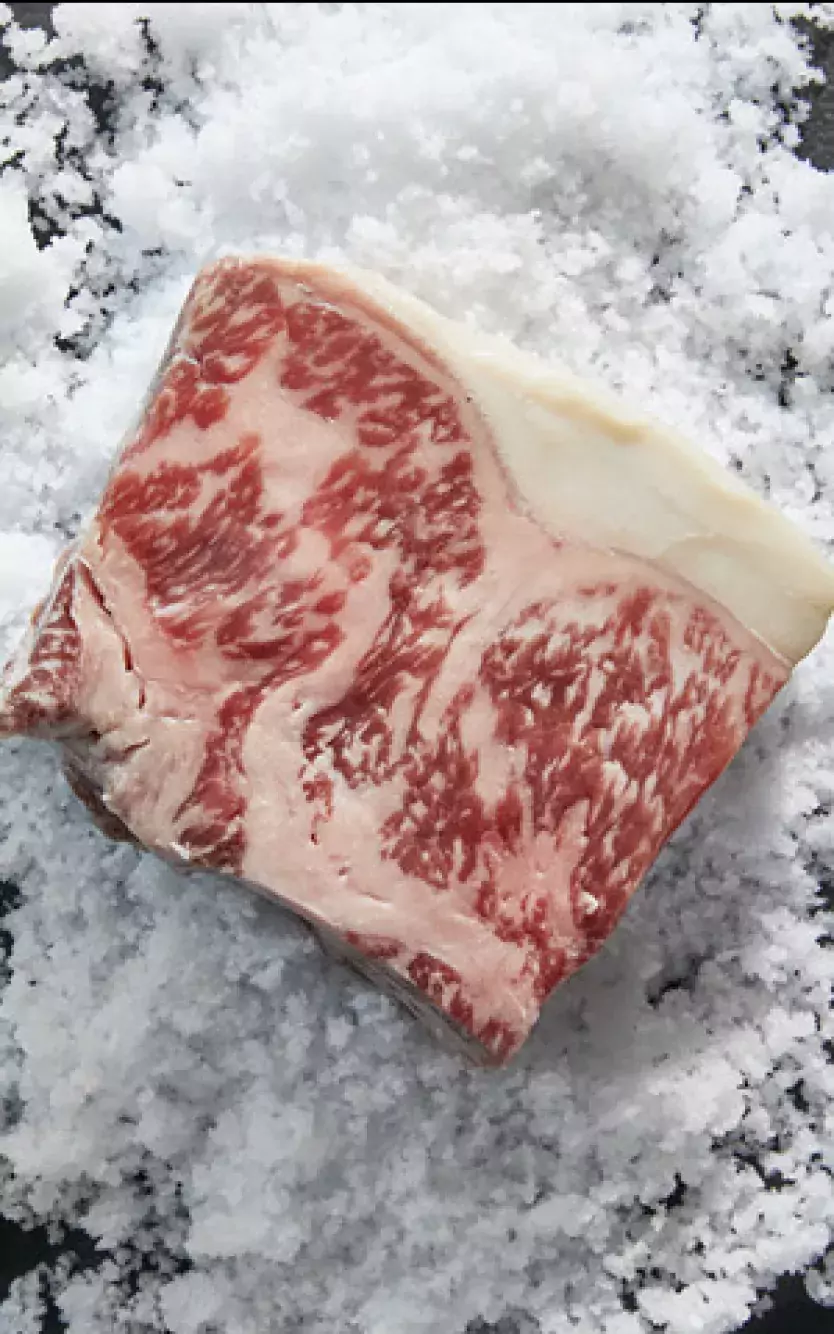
1,5,834,1333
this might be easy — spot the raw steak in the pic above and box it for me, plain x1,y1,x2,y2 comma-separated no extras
2,257,833,1065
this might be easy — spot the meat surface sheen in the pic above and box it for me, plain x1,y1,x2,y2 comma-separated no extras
0,257,818,1064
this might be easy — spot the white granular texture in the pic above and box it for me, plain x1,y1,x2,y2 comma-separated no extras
1,5,834,1333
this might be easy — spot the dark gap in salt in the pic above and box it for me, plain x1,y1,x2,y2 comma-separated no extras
778,350,799,410
137,17,165,107
466,1312,541,1334
4,3,54,39
645,957,701,1007
23,52,119,149
746,1274,834,1334
0,146,25,173
0,878,21,984
805,460,824,506
735,1136,798,1193
52,511,81,542
0,877,21,917
620,1283,638,1312
660,1173,687,1210
788,1078,811,1114
794,17,834,172
0,1212,99,1315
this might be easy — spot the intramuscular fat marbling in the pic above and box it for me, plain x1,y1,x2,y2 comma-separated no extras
3,256,833,1063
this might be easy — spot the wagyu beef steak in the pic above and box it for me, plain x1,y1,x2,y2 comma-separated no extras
2,256,833,1064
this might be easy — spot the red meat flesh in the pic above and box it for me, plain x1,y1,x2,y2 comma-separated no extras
0,258,788,1064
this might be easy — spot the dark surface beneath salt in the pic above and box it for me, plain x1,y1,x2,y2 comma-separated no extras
1,4,834,1334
